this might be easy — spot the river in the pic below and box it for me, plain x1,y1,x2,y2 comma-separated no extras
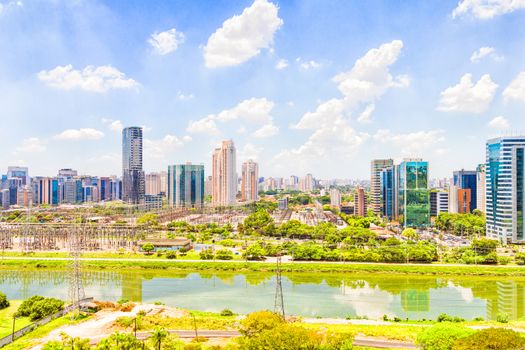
0,270,523,320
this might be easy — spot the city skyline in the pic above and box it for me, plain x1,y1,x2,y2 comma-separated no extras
1,0,525,178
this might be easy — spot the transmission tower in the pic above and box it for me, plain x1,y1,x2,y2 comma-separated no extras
68,215,85,312
274,254,285,318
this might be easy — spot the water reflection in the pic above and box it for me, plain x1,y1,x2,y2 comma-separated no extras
0,270,524,320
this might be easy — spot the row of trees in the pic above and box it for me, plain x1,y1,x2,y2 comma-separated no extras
434,211,485,237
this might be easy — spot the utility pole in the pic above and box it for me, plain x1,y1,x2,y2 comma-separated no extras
274,253,285,318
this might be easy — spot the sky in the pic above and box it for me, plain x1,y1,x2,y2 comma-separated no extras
1,0,525,179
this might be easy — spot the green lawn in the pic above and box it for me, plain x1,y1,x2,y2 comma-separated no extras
0,301,32,339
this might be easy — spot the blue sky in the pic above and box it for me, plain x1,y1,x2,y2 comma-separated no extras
1,0,525,179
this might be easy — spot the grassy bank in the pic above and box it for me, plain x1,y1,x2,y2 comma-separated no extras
1,257,525,276
0,301,32,339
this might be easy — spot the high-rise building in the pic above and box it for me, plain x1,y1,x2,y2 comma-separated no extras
380,166,396,219
168,163,205,208
486,136,525,243
62,179,83,204
430,191,449,216
122,127,145,204
397,159,430,227
145,173,162,195
371,159,394,215
476,164,486,213
33,177,60,206
241,160,259,202
330,188,341,208
452,169,477,213
212,140,237,206
58,168,78,178
7,166,29,186
110,178,122,201
16,186,33,207
204,175,212,197
355,187,367,217
159,171,168,195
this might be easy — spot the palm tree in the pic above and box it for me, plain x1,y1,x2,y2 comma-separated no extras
150,327,168,350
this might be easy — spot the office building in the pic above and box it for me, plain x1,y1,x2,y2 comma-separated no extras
204,175,212,197
110,178,122,201
168,163,205,208
451,169,477,213
16,187,33,207
146,173,162,195
33,177,60,206
371,159,394,215
397,159,430,227
122,126,145,204
212,140,237,206
430,191,449,216
486,136,525,243
0,189,9,209
159,171,168,195
7,166,29,186
278,197,288,210
330,188,341,208
241,160,259,202
58,168,78,178
476,164,486,214
355,187,367,217
83,185,98,202
63,179,83,204
380,166,396,219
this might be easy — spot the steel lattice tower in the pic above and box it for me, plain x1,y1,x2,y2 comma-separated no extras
68,217,85,312
274,254,285,318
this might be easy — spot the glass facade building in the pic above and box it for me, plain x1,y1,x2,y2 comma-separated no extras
397,159,430,227
122,127,145,204
168,164,205,208
486,137,525,243
452,170,477,213
380,166,394,219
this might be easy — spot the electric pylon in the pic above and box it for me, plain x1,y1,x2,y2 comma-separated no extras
68,214,85,313
274,254,285,318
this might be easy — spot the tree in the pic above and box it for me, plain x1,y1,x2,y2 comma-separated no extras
29,298,64,321
240,311,284,337
215,249,234,260
402,228,418,241
137,213,159,227
16,295,45,317
97,332,142,350
244,210,275,236
142,243,155,254
199,248,214,260
244,243,265,260
453,328,525,350
0,291,9,310
150,327,168,350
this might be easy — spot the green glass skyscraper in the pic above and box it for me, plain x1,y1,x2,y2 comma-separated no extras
397,159,430,227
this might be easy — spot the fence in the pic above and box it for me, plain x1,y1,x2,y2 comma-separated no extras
0,297,93,348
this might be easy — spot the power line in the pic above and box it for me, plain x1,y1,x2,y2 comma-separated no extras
274,253,285,318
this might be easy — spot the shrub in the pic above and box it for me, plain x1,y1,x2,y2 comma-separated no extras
240,311,284,337
436,313,452,322
166,250,177,259
498,256,511,265
199,248,214,260
515,252,525,265
453,328,525,350
0,291,9,310
220,309,234,316
496,313,509,323
29,298,64,321
42,341,65,350
16,295,45,317
416,323,473,350
215,249,234,260
141,243,155,254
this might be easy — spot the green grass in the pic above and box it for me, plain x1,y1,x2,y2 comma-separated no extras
302,323,422,342
2,258,525,276
0,301,32,339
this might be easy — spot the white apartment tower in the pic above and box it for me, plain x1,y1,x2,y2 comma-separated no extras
212,140,237,206
241,160,259,202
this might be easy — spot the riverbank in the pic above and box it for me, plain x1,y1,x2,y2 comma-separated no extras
1,256,525,276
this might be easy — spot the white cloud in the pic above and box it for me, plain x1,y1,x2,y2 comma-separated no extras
374,129,445,155
488,115,510,129
204,0,283,68
470,46,503,62
292,99,345,129
148,28,185,55
357,104,375,123
332,40,409,105
238,143,263,161
177,91,194,101
252,123,279,138
16,137,46,153
503,72,525,102
0,1,22,15
296,58,321,70
38,65,139,93
437,73,498,113
275,59,288,70
452,0,525,19
144,134,191,159
187,97,277,136
102,118,124,132
54,128,104,140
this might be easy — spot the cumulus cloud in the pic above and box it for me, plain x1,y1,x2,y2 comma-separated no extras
452,0,525,19
38,65,139,93
187,97,278,137
144,134,191,158
148,28,185,55
54,128,104,140
177,91,194,101
102,118,124,132
292,99,345,130
16,137,46,153
275,59,288,70
488,115,509,129
437,73,498,113
503,72,525,102
296,58,321,70
238,143,264,161
204,0,283,68
357,104,375,123
374,129,445,155
470,46,503,62
252,123,279,138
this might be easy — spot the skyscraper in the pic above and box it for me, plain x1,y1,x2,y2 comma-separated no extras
476,164,486,213
486,136,525,243
371,159,394,215
122,127,145,204
355,187,367,217
430,191,449,216
241,160,259,202
451,169,477,213
167,163,204,208
212,140,237,206
330,188,341,208
397,158,430,227
380,165,395,219
7,166,29,186
145,172,162,195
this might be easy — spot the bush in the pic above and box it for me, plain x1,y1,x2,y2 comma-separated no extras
515,252,525,265
16,295,45,317
496,313,509,323
220,309,234,316
142,243,155,254
452,328,525,350
0,291,9,310
498,256,511,265
417,323,473,350
29,298,64,321
215,249,234,260
240,311,284,337
199,248,214,260
166,250,177,259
